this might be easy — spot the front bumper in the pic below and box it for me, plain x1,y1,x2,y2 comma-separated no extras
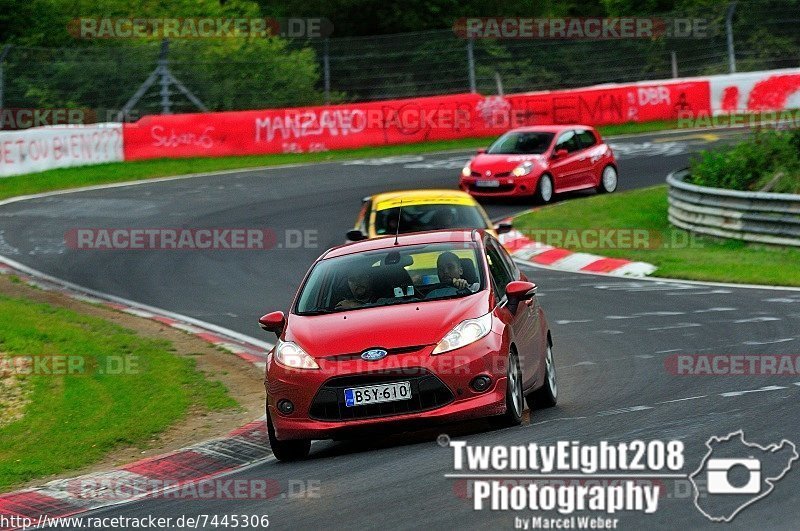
460,175,539,197
266,332,509,440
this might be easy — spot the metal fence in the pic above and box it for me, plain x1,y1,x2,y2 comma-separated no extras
667,169,800,247
0,0,798,119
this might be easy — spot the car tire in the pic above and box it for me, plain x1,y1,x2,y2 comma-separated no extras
597,165,618,194
493,349,524,426
533,174,554,204
267,410,311,462
526,341,558,410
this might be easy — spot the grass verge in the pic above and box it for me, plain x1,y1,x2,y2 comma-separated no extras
0,120,683,201
0,294,237,491
512,186,800,286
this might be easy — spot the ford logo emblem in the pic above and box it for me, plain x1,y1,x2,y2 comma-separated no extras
484,170,492,176
361,349,388,361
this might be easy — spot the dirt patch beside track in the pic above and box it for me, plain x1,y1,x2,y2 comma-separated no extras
0,275,266,488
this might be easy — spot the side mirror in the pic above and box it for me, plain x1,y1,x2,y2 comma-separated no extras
506,280,537,300
495,222,513,235
552,149,568,159
259,311,286,336
476,148,486,155
346,229,367,241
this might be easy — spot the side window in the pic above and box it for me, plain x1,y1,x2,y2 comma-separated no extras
555,130,580,153
492,238,519,281
576,129,597,149
484,239,513,300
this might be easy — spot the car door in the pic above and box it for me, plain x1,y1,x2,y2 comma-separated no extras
574,128,601,187
549,130,583,190
484,236,539,387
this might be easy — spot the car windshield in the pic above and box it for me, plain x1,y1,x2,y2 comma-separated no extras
374,204,489,235
486,132,555,154
295,242,485,315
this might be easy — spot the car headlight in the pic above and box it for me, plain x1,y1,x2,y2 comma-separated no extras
432,312,493,355
461,163,472,177
274,340,320,370
511,161,534,177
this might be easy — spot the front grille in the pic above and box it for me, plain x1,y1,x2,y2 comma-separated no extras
468,183,516,193
308,369,454,421
323,345,426,362
471,171,511,178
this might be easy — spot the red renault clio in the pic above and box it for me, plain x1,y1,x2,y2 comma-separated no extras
459,125,618,203
259,229,558,461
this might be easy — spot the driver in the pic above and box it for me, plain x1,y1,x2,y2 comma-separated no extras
432,207,456,229
336,267,377,309
426,252,479,298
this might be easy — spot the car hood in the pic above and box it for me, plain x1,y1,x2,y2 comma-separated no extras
285,293,492,357
469,153,547,174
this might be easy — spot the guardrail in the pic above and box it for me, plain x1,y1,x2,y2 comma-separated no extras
667,169,800,247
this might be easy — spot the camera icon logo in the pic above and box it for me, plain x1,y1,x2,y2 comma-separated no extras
690,430,797,522
706,457,761,495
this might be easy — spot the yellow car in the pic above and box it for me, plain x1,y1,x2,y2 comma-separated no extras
345,189,511,241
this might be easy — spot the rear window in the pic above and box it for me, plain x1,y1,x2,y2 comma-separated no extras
374,204,489,235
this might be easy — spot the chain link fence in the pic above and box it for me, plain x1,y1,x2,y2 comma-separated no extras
0,0,798,120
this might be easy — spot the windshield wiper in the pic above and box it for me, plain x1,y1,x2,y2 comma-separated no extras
297,308,338,315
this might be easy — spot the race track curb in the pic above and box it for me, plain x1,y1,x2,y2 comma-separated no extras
0,257,273,530
497,221,657,277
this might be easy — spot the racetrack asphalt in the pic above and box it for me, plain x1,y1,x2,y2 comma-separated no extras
2,128,799,529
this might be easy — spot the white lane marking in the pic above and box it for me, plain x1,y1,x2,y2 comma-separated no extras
666,289,732,296
743,338,795,345
656,395,708,404
720,385,788,397
795,382,800,387
559,361,597,369
598,405,654,416
71,294,105,305
636,355,654,359
597,330,624,334
555,319,592,324
170,323,205,334
734,317,782,323
656,348,682,354
123,308,155,319
693,307,737,313
588,281,691,292
529,416,589,426
764,297,800,303
605,311,685,319
647,323,702,331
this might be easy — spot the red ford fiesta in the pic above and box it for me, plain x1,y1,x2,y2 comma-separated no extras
260,229,558,461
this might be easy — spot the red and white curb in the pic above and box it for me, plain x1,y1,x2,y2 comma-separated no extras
498,224,657,277
0,256,274,530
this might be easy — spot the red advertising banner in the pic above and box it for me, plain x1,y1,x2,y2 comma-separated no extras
122,81,710,161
